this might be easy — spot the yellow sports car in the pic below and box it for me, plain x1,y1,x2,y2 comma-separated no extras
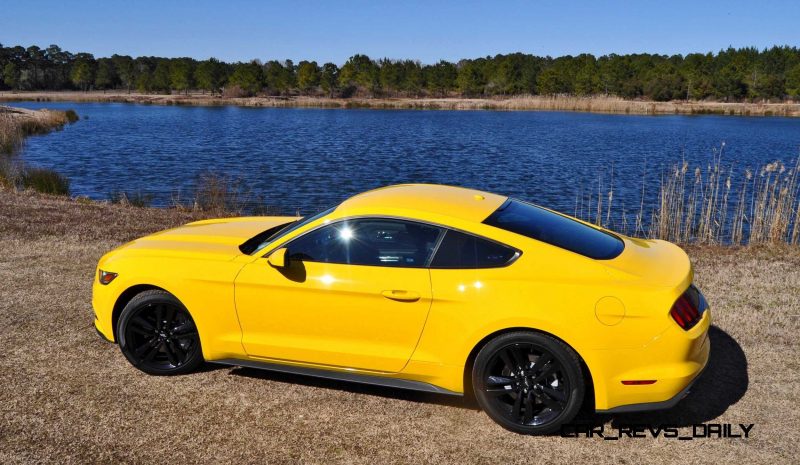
93,184,710,434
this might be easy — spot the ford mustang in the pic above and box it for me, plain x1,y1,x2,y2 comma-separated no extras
93,184,710,434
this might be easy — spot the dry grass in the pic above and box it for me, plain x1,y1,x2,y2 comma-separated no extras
0,187,798,464
0,106,74,155
575,151,800,246
170,172,283,216
0,106,77,197
3,91,800,116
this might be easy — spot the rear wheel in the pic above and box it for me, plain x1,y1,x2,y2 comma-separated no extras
117,290,203,375
472,331,584,434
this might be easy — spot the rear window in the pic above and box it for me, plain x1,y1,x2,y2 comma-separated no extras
483,199,624,260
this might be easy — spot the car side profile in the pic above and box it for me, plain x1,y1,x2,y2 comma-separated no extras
93,184,710,434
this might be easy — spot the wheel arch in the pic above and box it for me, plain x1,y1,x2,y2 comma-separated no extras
462,326,595,408
111,284,168,341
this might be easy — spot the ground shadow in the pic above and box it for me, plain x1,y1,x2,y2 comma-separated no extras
576,325,749,428
228,366,476,410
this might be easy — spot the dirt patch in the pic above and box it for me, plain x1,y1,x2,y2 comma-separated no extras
0,188,798,463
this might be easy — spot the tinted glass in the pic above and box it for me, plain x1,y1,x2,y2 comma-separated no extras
483,199,624,259
430,230,516,268
252,206,335,254
240,221,294,255
287,218,443,267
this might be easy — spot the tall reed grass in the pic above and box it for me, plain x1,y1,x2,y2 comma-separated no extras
0,107,75,154
169,173,282,216
1,107,78,195
574,148,800,245
0,160,70,195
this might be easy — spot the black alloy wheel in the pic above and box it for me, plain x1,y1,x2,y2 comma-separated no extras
473,331,584,434
117,290,203,375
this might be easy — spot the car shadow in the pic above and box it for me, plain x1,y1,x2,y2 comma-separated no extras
223,325,747,423
228,366,476,410
575,325,749,428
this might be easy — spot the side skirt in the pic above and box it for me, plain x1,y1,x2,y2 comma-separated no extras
212,358,462,396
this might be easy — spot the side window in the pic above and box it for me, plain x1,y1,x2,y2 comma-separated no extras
286,218,443,268
430,230,517,269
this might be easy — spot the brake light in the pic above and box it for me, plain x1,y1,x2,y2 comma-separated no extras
669,285,706,330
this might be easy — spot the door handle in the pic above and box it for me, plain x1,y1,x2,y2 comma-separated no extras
381,290,421,302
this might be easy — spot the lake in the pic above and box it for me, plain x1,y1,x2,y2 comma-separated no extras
9,101,800,228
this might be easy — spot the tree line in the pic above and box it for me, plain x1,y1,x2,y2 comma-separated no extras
2,43,800,101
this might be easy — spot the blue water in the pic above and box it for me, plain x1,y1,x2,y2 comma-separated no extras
9,101,800,224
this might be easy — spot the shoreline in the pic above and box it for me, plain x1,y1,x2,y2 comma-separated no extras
2,91,800,116
0,105,77,155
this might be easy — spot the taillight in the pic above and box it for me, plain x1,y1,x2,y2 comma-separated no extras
669,285,707,330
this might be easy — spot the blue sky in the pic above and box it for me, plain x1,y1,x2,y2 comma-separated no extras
1,0,798,64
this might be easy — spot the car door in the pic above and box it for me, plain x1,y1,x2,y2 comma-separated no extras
234,217,443,373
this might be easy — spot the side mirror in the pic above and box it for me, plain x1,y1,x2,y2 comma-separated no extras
267,248,289,268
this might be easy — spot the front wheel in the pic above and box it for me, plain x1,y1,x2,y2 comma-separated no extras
472,331,584,434
117,289,204,375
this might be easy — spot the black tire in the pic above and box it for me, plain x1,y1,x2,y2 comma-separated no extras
117,289,204,375
472,331,584,435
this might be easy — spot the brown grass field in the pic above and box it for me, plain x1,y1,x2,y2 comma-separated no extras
0,188,798,464
2,91,800,116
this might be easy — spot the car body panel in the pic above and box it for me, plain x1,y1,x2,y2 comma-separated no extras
234,260,433,372
93,183,710,412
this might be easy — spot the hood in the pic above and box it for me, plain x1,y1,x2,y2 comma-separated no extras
118,216,299,261
601,237,692,289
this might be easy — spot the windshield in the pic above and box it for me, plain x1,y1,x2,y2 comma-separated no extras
247,206,336,255
483,199,624,260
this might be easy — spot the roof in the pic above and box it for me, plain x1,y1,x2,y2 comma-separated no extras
335,184,508,223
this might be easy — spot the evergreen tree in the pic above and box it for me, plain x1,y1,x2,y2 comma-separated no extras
70,56,94,91
152,60,171,93
170,58,194,95
296,60,320,93
3,62,20,89
320,62,339,97
194,58,226,94
94,58,116,90
228,61,263,96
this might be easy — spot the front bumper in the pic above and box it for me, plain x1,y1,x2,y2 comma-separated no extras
94,317,114,343
92,270,118,343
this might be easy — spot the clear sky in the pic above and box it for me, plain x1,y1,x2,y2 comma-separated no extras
1,0,798,64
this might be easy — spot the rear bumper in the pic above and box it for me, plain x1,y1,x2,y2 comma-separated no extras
596,362,705,414
587,309,711,411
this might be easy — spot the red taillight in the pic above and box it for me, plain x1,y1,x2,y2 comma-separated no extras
621,380,657,385
670,290,703,330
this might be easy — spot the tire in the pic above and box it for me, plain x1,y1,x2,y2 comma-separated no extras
472,331,584,435
117,289,204,375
